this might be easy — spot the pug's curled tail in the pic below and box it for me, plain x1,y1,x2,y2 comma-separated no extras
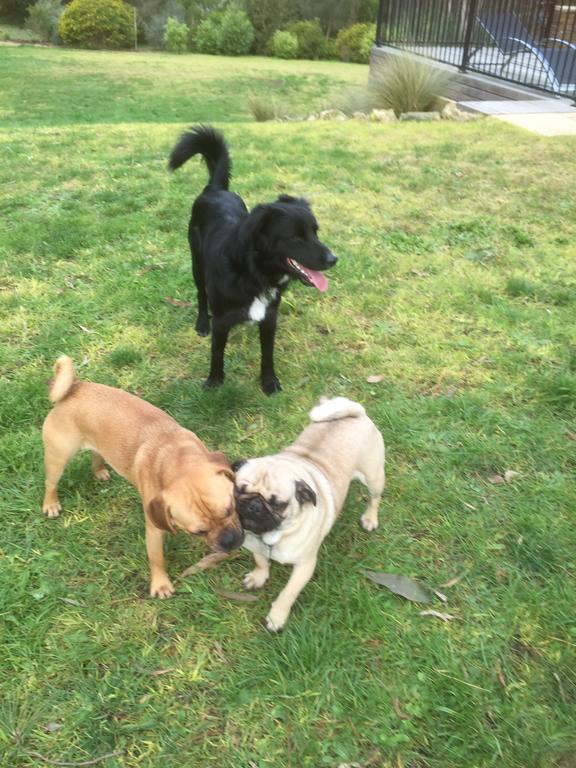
49,355,76,402
309,397,366,423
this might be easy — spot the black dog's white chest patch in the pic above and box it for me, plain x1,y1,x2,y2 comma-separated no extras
248,288,278,322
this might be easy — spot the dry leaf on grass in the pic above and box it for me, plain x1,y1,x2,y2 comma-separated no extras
392,698,409,719
420,610,457,622
163,296,192,308
366,374,385,384
363,571,432,603
150,668,172,676
433,590,448,603
440,572,467,588
487,474,505,485
565,429,576,441
214,587,259,602
504,470,519,482
179,552,230,579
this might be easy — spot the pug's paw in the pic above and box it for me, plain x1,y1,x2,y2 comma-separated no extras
150,577,175,599
243,568,269,590
265,605,288,633
360,512,378,532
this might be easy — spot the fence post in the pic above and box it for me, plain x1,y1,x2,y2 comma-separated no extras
460,0,479,71
376,0,385,45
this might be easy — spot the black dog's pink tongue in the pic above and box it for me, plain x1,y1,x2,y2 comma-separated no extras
302,266,328,292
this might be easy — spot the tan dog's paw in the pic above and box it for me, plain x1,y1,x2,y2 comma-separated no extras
243,568,269,590
150,578,175,599
265,605,288,632
94,468,110,481
43,501,62,518
360,512,378,532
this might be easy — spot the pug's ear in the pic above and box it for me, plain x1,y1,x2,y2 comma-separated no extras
231,459,247,473
147,496,174,532
295,480,316,507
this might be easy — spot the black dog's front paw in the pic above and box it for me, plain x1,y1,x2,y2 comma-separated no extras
203,374,224,390
195,316,211,337
261,376,282,396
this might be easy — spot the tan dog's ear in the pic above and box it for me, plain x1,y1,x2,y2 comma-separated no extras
210,451,234,482
147,496,174,532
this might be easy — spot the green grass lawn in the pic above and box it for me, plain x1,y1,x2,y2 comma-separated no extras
1,46,576,768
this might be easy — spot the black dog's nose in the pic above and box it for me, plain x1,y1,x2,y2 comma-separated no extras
324,251,337,268
218,527,244,551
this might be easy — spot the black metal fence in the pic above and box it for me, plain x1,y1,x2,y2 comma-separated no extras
376,0,576,96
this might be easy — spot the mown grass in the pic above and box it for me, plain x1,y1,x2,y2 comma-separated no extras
1,46,576,768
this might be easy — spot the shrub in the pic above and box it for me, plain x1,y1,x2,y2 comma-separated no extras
359,24,375,62
334,22,374,63
163,15,188,52
194,15,220,54
141,0,184,49
26,0,63,42
247,92,277,121
285,18,326,59
59,0,135,49
218,3,254,55
369,54,453,116
243,0,296,53
268,29,297,59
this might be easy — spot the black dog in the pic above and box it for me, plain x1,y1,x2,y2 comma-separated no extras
168,125,337,394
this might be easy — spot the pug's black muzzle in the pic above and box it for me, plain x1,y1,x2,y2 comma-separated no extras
235,490,283,535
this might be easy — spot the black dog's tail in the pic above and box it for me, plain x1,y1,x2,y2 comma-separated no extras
168,125,231,191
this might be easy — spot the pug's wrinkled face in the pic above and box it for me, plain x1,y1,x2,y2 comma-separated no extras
234,459,316,535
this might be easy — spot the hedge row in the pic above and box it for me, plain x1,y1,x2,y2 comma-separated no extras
24,0,375,61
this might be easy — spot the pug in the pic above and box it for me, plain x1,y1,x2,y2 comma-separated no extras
234,397,385,631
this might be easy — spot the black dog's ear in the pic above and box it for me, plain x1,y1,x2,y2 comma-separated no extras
231,459,248,472
242,204,273,248
295,480,316,507
276,194,310,209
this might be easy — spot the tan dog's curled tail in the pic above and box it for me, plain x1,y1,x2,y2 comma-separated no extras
49,355,76,402
309,396,366,423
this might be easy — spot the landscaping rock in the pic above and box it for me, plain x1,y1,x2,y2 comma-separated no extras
318,109,348,120
440,101,483,121
400,111,441,121
368,108,397,122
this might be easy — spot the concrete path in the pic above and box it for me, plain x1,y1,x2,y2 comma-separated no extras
458,98,576,136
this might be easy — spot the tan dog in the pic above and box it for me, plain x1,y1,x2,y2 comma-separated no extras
234,397,385,631
42,356,244,597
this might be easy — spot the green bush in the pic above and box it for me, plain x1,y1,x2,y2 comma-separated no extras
247,92,277,121
334,22,374,63
59,0,135,49
194,4,254,55
163,15,188,52
141,0,185,49
243,0,296,53
218,3,254,55
285,18,326,59
268,29,297,59
194,15,220,53
369,54,453,115
26,0,62,42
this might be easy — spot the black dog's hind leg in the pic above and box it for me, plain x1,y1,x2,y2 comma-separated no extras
190,226,210,336
204,318,230,389
259,309,281,395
